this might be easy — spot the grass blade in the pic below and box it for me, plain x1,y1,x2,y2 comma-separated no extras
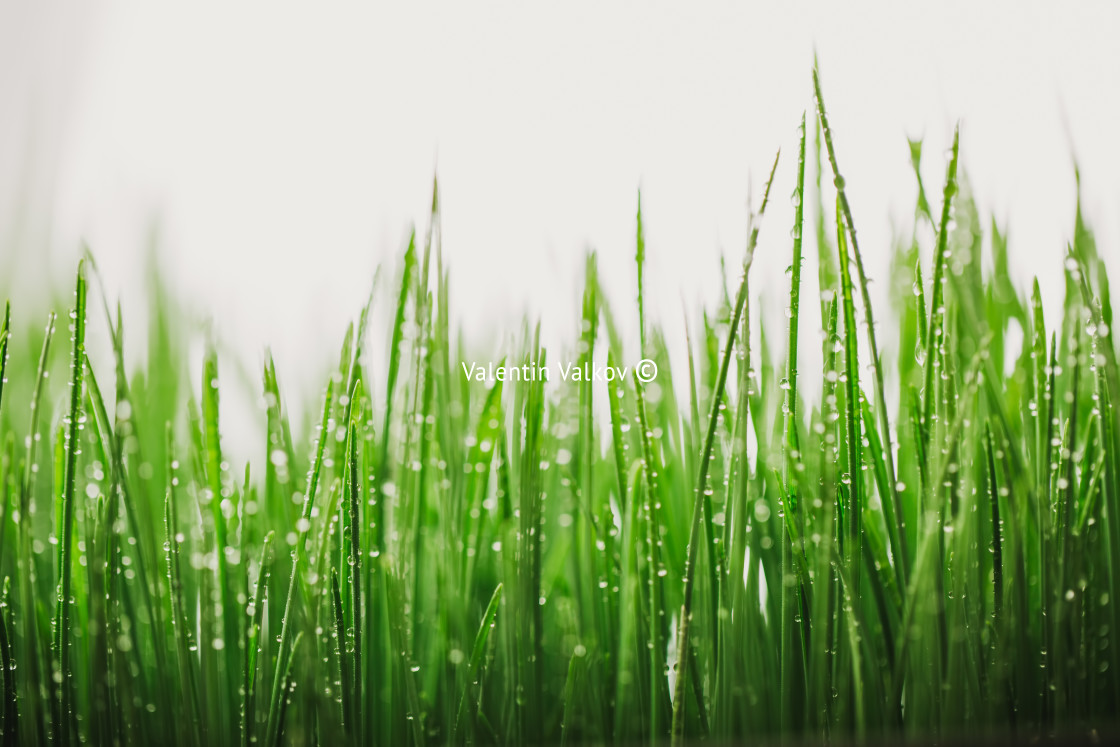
243,531,274,747
670,149,780,746
272,632,302,747
920,125,961,461
330,568,351,736
52,261,87,747
166,429,204,746
781,113,809,735
0,592,17,746
0,304,9,418
265,376,335,747
814,62,911,586
452,582,502,743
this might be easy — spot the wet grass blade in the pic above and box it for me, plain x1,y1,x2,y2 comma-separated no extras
385,560,425,747
0,593,17,746
985,427,1004,634
0,304,8,418
265,376,334,747
516,333,546,746
51,262,87,747
633,375,667,742
16,312,55,747
330,568,351,736
637,191,648,356
835,196,863,615
344,379,363,745
607,349,629,509
670,149,779,746
781,113,808,735
272,632,302,747
200,348,240,734
452,582,502,743
243,531,273,747
814,62,910,586
165,430,204,747
920,125,961,460
632,191,669,744
377,233,417,550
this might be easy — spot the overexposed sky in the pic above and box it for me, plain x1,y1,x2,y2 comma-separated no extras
1,2,1118,435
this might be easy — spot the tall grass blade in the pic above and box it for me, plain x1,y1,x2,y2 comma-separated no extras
814,62,910,586
0,593,17,746
453,582,502,744
165,429,204,746
920,126,961,461
52,261,87,747
670,149,779,746
265,377,335,747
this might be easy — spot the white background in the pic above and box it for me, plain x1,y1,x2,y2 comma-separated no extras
1,2,1118,437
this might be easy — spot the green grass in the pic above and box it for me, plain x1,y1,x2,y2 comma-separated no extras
0,69,1119,745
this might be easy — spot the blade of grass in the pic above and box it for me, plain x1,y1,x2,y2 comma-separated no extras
330,568,351,737
814,62,912,587
670,149,779,746
52,261,87,747
835,197,863,608
166,429,204,747
377,233,417,552
781,113,809,735
0,304,8,417
265,376,335,747
272,632,303,747
452,582,502,744
243,531,273,747
17,312,55,747
385,559,425,747
0,590,17,746
920,126,961,466
344,379,363,745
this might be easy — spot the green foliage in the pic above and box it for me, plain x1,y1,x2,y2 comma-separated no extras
0,70,1117,746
